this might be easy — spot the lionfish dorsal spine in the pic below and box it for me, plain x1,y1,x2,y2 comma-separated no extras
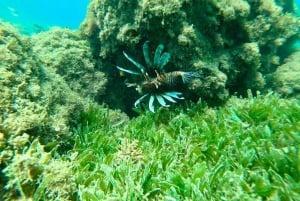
123,51,146,75
116,66,141,75
154,44,164,68
158,52,170,69
143,41,152,68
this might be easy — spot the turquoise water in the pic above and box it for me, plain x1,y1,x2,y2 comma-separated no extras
0,0,89,34
0,0,299,39
0,0,299,35
295,0,300,47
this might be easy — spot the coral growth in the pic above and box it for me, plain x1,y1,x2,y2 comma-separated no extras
80,0,299,112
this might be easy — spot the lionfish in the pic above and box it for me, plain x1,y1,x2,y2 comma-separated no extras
117,41,201,112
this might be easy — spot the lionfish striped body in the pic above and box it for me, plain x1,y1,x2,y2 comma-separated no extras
141,71,199,94
117,41,201,112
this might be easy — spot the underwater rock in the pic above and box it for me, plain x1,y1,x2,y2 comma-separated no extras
0,20,108,163
3,140,76,200
269,50,300,98
80,0,299,111
0,20,127,200
0,20,49,140
31,28,107,99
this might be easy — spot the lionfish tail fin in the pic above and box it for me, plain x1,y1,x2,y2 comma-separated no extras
182,72,202,84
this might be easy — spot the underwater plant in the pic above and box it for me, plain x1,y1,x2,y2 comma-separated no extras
71,92,300,200
117,41,201,112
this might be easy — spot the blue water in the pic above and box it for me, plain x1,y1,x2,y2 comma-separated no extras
0,0,89,34
0,0,299,38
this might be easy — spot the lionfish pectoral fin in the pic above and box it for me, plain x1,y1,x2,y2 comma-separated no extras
149,95,155,113
162,94,177,103
165,91,184,99
125,82,137,88
134,94,148,108
156,95,170,107
116,66,141,75
182,72,202,84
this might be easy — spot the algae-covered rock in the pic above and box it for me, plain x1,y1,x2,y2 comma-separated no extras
0,20,107,163
0,20,49,138
2,139,76,201
0,20,131,199
31,28,107,99
269,50,300,98
80,0,299,111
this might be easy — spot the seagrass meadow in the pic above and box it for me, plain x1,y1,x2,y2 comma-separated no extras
2,93,300,200
1,0,300,200
69,92,300,200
